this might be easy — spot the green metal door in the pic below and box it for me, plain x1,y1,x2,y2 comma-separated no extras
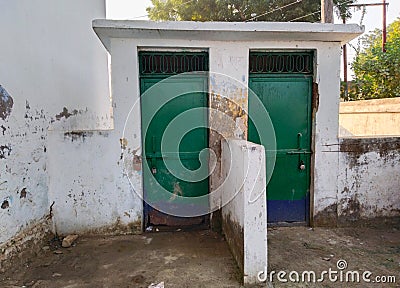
139,52,209,226
248,52,313,223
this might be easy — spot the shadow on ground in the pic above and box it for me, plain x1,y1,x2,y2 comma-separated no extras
0,230,241,288
1,223,399,287
268,224,400,287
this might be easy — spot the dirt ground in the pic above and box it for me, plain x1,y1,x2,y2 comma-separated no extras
0,223,399,288
268,224,400,287
0,230,241,288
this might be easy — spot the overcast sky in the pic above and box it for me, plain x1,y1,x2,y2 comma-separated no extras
106,0,400,78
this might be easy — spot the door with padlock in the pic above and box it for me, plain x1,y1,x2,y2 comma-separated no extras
248,52,313,223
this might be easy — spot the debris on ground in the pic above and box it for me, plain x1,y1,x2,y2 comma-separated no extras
269,225,400,288
0,231,238,287
148,281,164,288
62,234,79,248
0,226,398,287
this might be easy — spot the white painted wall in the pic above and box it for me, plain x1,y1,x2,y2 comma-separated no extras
0,10,371,259
221,139,267,286
47,38,144,235
338,138,400,221
0,0,109,246
94,20,360,228
312,44,343,224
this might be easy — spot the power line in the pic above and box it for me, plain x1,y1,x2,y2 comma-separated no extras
289,10,320,22
246,0,303,22
129,0,367,22
288,0,358,22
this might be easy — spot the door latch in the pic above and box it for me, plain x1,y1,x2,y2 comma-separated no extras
299,160,306,171
151,167,157,174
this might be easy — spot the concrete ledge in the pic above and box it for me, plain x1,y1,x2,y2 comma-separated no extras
220,139,267,286
339,98,400,137
92,20,363,52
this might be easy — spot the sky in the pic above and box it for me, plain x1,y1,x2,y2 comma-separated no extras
106,0,400,78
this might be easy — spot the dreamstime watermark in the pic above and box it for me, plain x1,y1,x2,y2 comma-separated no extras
258,260,396,284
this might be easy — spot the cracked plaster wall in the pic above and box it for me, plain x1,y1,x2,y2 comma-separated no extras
337,138,400,223
0,0,118,249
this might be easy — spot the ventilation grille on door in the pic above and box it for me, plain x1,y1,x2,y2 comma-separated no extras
249,52,313,74
139,52,208,75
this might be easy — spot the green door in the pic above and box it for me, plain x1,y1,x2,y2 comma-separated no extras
139,52,209,226
248,52,313,223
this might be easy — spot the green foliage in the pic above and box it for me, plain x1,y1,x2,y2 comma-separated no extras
147,0,356,23
333,0,357,21
147,0,322,22
350,18,400,100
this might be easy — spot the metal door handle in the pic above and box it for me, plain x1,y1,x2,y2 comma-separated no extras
297,133,302,150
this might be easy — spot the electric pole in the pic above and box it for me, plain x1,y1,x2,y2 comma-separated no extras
343,18,348,100
347,1,389,52
383,0,387,52
341,1,389,99
321,0,334,23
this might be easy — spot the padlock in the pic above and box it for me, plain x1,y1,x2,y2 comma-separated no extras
152,167,157,174
299,161,306,170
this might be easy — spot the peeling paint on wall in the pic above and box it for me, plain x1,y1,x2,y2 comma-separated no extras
0,0,111,258
0,86,13,120
209,90,248,194
315,137,400,227
0,145,12,159
19,188,27,199
333,137,400,225
1,199,10,209
340,137,400,168
55,107,78,121
312,82,319,112
120,138,128,149
64,131,94,142
132,154,142,171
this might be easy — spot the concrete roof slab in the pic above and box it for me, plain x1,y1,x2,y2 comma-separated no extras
93,20,364,52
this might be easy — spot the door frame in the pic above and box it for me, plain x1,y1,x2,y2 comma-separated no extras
138,49,211,229
248,49,317,226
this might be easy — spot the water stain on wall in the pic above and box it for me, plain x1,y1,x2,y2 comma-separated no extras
55,107,78,121
64,131,93,142
0,85,14,120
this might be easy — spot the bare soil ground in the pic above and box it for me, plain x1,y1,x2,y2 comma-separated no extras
268,224,400,287
0,230,241,288
0,223,399,288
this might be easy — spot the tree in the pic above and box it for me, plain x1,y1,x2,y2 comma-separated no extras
147,0,355,22
350,18,400,100
333,0,356,22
